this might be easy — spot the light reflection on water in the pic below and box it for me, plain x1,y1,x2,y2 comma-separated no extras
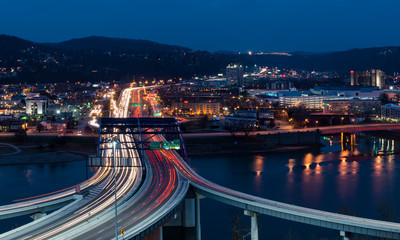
252,155,264,194
192,132,400,239
282,133,400,214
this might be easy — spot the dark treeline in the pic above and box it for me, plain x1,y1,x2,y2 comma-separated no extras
1,34,400,84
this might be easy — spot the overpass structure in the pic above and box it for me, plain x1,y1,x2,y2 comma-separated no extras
2,86,400,239
95,116,400,240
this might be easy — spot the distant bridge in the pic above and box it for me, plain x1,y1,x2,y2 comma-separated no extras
320,125,400,135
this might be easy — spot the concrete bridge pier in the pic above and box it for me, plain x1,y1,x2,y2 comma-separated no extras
163,190,203,240
30,211,47,221
340,230,350,240
244,210,259,240
350,133,356,151
195,194,201,240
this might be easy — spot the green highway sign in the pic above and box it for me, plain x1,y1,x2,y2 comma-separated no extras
169,139,180,150
132,103,142,107
150,140,180,150
161,142,170,150
150,142,161,149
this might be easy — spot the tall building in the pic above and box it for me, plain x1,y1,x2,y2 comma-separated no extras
266,81,294,90
381,104,400,120
226,64,244,87
351,69,385,89
26,95,48,115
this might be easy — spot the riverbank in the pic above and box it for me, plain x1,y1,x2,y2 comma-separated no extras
0,135,96,165
184,135,323,156
0,135,97,152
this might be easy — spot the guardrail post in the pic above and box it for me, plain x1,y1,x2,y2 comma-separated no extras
340,230,350,240
244,210,259,240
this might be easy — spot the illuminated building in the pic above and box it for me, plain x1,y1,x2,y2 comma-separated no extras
381,104,400,121
351,69,385,89
0,100,22,115
26,95,48,115
172,101,220,116
311,86,382,98
266,81,294,90
224,110,274,129
226,64,244,87
278,91,351,109
323,99,381,116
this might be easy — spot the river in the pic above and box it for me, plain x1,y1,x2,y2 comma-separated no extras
0,160,92,233
190,133,400,239
0,133,399,239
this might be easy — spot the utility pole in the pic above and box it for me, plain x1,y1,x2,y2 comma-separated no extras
111,138,120,240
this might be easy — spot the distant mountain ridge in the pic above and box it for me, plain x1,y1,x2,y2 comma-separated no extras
44,36,190,53
0,34,400,83
0,34,35,55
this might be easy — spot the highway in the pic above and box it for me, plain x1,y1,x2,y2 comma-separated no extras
0,86,189,240
66,87,188,240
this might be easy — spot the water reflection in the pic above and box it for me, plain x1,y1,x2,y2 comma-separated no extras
289,133,400,207
301,153,324,204
372,137,398,154
24,169,33,185
252,155,264,194
191,132,400,240
287,158,296,173
336,153,359,202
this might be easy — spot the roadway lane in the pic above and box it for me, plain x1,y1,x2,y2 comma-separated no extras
75,148,187,239
0,88,143,239
71,88,188,239
1,133,142,240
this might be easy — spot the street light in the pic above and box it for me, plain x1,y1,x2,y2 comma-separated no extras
109,137,120,240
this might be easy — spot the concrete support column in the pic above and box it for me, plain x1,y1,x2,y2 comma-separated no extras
159,226,163,240
195,196,201,240
244,210,259,240
350,134,356,151
341,132,345,151
183,199,195,227
340,230,350,240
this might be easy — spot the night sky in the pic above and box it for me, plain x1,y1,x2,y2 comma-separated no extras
2,0,400,52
